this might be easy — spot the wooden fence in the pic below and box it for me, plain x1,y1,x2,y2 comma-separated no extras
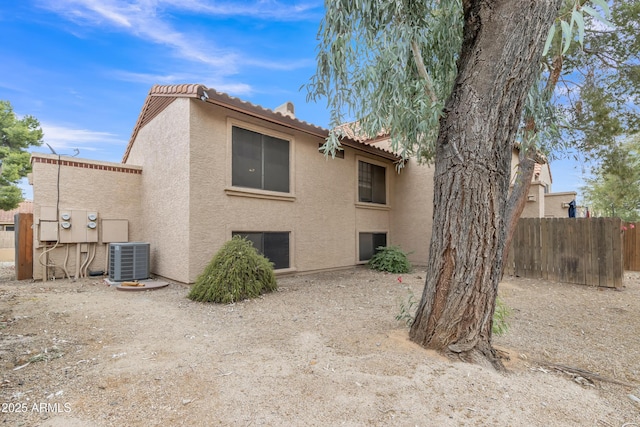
505,217,623,288
0,231,14,248
623,222,640,271
15,213,33,280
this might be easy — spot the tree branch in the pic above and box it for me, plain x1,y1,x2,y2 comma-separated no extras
410,41,439,104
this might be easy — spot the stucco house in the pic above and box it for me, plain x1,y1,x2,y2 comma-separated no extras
28,83,572,283
29,84,434,283
508,151,577,218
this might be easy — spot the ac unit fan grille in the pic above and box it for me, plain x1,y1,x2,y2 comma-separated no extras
109,243,150,281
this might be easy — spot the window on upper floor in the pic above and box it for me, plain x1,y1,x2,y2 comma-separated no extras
232,126,289,193
359,232,387,262
358,160,386,204
232,231,290,270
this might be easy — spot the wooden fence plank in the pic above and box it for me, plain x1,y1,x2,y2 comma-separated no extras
583,218,595,287
540,218,549,280
598,219,607,285
634,223,640,271
509,217,622,288
623,222,640,271
15,213,33,280
611,218,623,288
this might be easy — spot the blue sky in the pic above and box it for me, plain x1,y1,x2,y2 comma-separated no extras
1,0,586,199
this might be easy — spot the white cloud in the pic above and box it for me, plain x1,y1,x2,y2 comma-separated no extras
36,0,318,77
109,70,255,96
152,0,322,21
39,122,126,156
109,70,196,85
210,82,254,96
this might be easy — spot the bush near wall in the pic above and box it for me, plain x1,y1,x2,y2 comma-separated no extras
368,246,412,274
187,236,277,303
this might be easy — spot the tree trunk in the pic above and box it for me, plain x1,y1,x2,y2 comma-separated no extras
409,0,562,368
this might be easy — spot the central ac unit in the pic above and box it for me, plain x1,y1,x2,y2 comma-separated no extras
109,242,150,281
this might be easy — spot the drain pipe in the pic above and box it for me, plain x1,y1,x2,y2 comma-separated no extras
74,244,81,281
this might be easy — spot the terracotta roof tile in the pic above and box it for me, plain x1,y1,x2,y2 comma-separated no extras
534,163,542,178
122,84,401,163
0,200,33,224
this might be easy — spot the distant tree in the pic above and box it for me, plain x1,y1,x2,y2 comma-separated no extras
0,100,43,210
504,0,640,270
582,135,640,221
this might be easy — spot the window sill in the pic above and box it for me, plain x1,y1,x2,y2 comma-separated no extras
355,202,391,211
225,187,296,202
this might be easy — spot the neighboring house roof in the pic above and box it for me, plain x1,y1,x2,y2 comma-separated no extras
0,200,33,224
534,163,542,179
333,121,390,144
123,84,401,163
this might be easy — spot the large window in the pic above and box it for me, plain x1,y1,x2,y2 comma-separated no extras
359,232,387,262
358,160,386,204
232,126,289,193
232,231,290,270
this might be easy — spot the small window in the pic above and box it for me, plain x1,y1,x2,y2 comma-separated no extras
232,231,290,270
359,232,387,261
358,161,386,204
4,225,14,231
232,126,289,193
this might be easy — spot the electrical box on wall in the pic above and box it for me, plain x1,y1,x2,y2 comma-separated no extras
58,209,100,243
39,221,58,242
86,212,98,242
101,219,128,243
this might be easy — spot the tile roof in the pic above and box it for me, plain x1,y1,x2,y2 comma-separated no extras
0,200,33,224
122,84,400,163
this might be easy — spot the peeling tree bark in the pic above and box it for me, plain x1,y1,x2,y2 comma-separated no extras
409,0,562,369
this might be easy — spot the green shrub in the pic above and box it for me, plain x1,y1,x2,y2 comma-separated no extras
395,291,512,337
395,289,418,327
187,236,277,303
368,246,412,273
492,296,511,336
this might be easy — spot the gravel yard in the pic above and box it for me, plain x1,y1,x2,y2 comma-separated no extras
1,265,639,426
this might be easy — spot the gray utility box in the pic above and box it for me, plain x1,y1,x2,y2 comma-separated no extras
109,242,150,281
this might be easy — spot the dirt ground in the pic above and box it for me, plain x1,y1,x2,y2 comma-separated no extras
1,265,639,427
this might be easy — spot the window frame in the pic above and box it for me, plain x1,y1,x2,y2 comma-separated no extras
357,232,388,262
227,119,295,199
356,157,388,206
231,231,291,270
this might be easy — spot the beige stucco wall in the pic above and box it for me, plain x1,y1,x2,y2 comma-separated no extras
0,231,14,261
391,158,434,266
30,154,143,280
125,98,191,282
537,163,552,188
520,182,546,218
184,100,395,283
0,248,13,262
544,191,576,218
